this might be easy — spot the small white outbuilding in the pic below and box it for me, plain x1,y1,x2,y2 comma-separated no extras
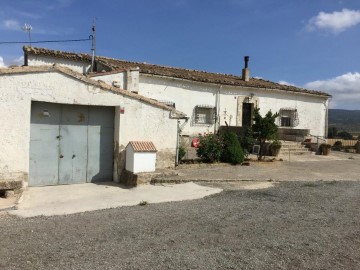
126,141,157,173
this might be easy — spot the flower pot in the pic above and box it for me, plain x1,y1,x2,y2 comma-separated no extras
319,143,331,156
270,145,281,156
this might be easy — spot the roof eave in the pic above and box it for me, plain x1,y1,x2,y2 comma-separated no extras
141,73,331,98
0,65,188,117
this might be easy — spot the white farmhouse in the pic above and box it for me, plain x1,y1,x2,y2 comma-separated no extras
24,46,331,141
0,46,331,192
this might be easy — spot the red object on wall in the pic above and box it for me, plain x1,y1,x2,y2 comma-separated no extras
192,138,200,148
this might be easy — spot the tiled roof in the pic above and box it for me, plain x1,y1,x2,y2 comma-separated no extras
23,46,331,98
0,65,187,119
127,141,157,152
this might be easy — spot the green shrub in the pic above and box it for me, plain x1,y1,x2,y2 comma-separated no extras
196,133,223,163
332,141,342,151
221,131,245,165
241,127,256,154
337,131,353,140
178,146,186,160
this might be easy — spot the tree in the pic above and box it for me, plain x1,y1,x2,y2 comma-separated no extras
327,126,338,139
337,130,353,140
252,108,279,160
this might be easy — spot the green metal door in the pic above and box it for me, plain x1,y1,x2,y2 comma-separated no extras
58,104,89,184
29,102,114,186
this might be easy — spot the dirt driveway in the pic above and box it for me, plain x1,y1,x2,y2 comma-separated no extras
1,180,360,270
154,151,360,183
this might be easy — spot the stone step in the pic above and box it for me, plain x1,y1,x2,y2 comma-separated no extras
183,142,312,160
281,145,307,150
279,148,311,154
279,150,313,156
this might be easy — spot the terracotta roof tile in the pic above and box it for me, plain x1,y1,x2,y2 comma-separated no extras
23,46,331,98
0,65,187,119
128,141,157,152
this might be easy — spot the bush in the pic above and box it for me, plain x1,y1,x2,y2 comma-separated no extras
337,131,353,140
332,141,342,151
221,131,245,165
196,133,224,163
178,146,186,160
241,127,256,154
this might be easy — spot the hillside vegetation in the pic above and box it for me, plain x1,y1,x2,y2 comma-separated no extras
329,109,360,133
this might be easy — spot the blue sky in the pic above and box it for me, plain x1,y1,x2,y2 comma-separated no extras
1,0,360,109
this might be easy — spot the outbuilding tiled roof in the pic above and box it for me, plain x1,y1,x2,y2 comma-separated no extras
127,141,157,152
0,65,187,119
23,46,331,98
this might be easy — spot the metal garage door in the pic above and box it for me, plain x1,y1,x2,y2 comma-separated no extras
29,102,114,186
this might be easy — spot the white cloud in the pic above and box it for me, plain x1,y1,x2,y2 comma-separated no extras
9,56,24,66
3,19,21,31
304,72,360,109
46,0,73,10
306,9,360,33
0,56,6,68
16,11,41,20
0,56,24,68
278,80,295,86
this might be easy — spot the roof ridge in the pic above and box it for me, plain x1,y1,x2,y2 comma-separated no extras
23,46,331,97
0,65,187,118
96,55,242,78
25,46,245,79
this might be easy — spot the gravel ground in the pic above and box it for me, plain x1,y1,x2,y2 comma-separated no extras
1,181,360,270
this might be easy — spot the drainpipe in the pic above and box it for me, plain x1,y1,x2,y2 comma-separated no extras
176,118,189,166
325,99,329,138
214,85,221,133
176,120,180,166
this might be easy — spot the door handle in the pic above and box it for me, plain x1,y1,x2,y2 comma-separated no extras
59,154,64,158
72,154,76,159
56,135,62,140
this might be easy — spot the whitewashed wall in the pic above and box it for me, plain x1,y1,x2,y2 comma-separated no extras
27,55,91,74
139,75,328,137
0,70,178,187
252,87,328,137
139,75,219,135
27,56,328,137
92,72,126,89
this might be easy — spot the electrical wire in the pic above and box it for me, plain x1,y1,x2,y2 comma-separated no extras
0,37,92,45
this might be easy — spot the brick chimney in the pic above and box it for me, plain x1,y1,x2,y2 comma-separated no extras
242,56,250,82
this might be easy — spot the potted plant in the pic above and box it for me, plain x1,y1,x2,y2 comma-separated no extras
269,139,282,156
332,141,342,151
319,143,331,155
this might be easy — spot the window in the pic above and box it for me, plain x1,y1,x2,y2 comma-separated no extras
279,108,299,127
194,105,215,125
281,116,291,127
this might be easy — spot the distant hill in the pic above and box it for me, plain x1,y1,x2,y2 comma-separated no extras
329,109,360,133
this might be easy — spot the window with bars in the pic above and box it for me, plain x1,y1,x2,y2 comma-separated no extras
279,108,299,127
194,105,215,125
